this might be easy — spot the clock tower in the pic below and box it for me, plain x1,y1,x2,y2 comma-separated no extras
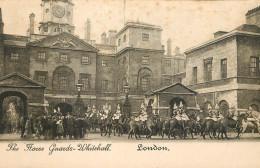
39,0,75,36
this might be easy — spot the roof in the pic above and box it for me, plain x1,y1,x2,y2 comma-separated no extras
145,83,197,96
246,6,260,16
234,24,260,33
27,32,99,52
0,72,45,88
116,21,162,37
3,34,29,47
185,29,260,54
96,44,116,55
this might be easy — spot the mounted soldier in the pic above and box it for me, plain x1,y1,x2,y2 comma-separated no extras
205,104,213,120
113,104,122,121
228,106,237,121
180,101,189,121
246,107,258,126
172,103,178,117
139,103,148,129
213,104,224,122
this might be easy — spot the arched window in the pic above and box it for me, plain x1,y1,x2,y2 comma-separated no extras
138,68,153,91
52,66,75,92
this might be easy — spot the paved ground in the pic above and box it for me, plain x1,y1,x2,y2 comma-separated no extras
0,132,260,142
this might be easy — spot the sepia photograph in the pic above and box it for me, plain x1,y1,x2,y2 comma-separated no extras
0,0,260,167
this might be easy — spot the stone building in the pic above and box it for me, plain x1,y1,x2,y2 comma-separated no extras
185,6,260,117
1,0,184,116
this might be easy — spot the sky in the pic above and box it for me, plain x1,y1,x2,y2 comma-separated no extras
1,0,260,53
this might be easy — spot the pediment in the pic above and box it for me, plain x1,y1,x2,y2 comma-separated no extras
146,83,197,96
0,73,45,88
28,32,99,52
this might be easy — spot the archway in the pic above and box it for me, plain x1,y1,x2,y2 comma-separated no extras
54,103,72,115
169,97,187,117
52,66,75,93
0,91,28,134
218,100,229,117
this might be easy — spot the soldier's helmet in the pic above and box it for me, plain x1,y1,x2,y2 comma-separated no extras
173,103,177,110
208,104,212,111
249,107,253,111
215,104,219,110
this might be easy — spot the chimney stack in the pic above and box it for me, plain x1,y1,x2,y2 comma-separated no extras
0,8,4,34
29,13,35,35
167,38,172,56
101,32,107,44
85,18,91,41
108,30,117,46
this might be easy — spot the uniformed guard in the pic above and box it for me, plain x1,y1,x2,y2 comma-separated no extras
205,104,213,120
113,104,121,120
229,106,237,120
139,103,148,128
247,107,258,125
172,103,178,117
179,101,189,121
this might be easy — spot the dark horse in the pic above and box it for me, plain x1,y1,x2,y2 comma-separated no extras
217,113,247,139
99,115,113,138
161,118,184,139
112,116,125,137
202,118,218,139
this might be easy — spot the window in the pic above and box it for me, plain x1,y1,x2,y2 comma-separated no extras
60,76,67,90
141,78,148,91
81,77,89,91
60,54,68,62
38,52,46,60
142,33,149,41
54,28,63,33
118,60,120,66
117,79,120,92
118,39,121,46
123,35,126,42
37,75,46,85
221,58,227,78
102,80,108,91
44,26,48,32
82,56,90,64
204,58,212,81
10,53,19,61
164,60,171,67
193,67,197,84
250,56,259,76
102,60,107,67
142,56,149,65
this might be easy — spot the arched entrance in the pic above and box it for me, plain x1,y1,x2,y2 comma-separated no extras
54,103,72,115
169,97,187,117
0,91,28,134
218,100,229,117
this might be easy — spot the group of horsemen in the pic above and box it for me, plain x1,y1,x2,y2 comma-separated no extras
83,101,259,129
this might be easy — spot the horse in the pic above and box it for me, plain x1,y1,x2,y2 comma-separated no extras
128,116,142,140
161,117,184,139
144,115,156,139
217,113,246,139
202,118,218,139
112,115,125,137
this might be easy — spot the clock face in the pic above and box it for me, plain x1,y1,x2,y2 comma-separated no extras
53,5,65,18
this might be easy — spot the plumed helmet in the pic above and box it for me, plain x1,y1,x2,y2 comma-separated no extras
173,103,177,110
215,104,219,110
